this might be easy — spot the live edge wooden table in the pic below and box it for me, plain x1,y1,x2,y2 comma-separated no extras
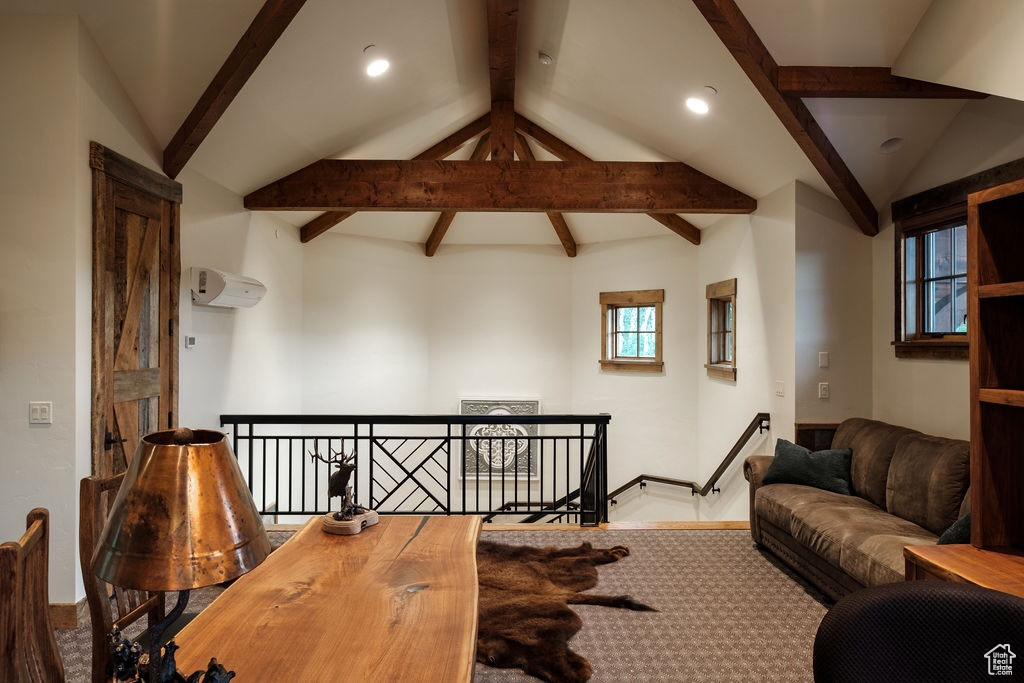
173,515,482,682
904,544,1024,599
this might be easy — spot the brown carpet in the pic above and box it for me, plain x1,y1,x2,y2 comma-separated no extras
474,529,831,683
57,529,829,682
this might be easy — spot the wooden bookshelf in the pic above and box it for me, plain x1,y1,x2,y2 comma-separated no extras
967,178,1024,549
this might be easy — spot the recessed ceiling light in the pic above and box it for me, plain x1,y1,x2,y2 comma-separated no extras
686,97,710,114
363,44,390,77
685,86,717,115
879,136,905,154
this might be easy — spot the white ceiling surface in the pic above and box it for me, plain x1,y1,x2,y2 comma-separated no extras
3,0,1024,245
893,0,1024,103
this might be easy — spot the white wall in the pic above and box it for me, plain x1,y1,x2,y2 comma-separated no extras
795,182,873,422
178,176,304,428
571,235,700,521
0,15,80,603
301,233,432,413
695,183,796,521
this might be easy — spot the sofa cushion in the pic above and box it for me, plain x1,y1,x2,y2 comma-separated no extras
886,433,970,535
756,484,937,587
762,439,853,495
832,418,920,511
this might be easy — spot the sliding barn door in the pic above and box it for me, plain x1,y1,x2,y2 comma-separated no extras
90,142,182,477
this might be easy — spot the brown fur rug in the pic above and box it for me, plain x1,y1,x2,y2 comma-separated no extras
476,540,656,682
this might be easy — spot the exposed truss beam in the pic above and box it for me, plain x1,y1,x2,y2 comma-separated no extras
425,133,492,256
488,0,518,160
777,66,988,99
299,114,491,243
515,133,577,256
245,159,756,213
516,115,703,245
692,0,878,236
162,0,307,179
487,0,518,101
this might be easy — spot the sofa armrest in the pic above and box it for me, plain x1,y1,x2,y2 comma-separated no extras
744,455,774,488
744,454,774,545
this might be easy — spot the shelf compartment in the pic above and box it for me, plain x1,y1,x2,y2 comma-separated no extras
972,189,1024,286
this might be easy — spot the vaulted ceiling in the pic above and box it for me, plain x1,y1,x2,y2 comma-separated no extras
7,0,1023,254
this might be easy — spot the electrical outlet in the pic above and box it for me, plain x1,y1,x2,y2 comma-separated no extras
29,401,53,424
818,383,830,400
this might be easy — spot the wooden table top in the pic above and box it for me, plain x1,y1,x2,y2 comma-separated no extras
173,515,482,682
904,544,1024,599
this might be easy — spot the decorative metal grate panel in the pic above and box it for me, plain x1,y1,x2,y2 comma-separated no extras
220,414,610,526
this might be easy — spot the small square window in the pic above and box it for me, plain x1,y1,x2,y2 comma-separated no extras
706,278,736,380
599,290,664,372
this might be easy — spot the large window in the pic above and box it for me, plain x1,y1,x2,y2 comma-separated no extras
894,204,968,359
599,289,664,372
705,278,736,380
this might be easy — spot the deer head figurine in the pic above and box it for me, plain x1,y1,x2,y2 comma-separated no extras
308,445,357,501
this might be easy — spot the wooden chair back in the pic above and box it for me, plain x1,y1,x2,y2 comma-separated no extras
0,507,66,682
80,473,164,683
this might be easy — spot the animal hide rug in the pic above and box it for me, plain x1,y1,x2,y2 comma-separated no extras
476,540,655,682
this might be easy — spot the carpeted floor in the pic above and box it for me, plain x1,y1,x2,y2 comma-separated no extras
57,528,829,682
473,529,831,683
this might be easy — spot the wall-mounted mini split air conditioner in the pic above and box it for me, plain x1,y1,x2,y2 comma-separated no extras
190,267,267,308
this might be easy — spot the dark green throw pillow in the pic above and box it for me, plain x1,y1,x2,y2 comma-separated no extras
937,512,971,544
762,438,853,495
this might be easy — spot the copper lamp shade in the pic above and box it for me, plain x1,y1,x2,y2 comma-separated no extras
93,428,271,592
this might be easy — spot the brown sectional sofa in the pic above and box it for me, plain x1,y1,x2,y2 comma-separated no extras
744,418,970,601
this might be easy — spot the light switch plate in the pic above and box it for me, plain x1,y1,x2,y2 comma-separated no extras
818,383,830,400
29,401,53,424
818,351,830,368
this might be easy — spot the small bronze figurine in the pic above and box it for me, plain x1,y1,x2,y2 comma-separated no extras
310,444,379,535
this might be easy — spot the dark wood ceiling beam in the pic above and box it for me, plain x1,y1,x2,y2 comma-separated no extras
490,101,515,161
487,0,518,161
299,211,356,243
515,133,577,256
245,159,757,213
777,66,988,99
162,0,307,179
487,0,518,101
425,133,492,256
692,0,878,236
299,114,491,242
517,115,702,245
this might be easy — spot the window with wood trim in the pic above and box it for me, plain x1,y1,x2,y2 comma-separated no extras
894,203,968,360
706,278,736,380
599,289,664,372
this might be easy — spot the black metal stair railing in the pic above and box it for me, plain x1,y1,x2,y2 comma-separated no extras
220,414,611,526
608,412,770,504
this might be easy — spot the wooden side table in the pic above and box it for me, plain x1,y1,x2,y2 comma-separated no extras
904,544,1024,599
